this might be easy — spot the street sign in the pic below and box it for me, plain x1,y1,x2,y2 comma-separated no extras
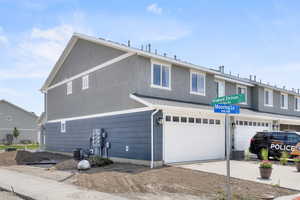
211,94,245,106
214,104,240,114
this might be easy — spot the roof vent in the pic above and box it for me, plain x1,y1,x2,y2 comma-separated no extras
174,55,177,60
254,75,257,82
127,40,131,47
218,66,225,73
163,53,167,57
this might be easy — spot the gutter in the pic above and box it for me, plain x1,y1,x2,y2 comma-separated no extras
151,109,160,168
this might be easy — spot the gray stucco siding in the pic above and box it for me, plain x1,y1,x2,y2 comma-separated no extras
51,39,126,86
45,110,163,161
47,55,144,120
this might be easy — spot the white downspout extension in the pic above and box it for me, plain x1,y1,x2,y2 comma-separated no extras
151,109,160,169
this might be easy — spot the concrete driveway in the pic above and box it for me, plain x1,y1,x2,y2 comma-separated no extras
178,160,300,191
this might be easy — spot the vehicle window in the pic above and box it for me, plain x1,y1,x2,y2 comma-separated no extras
249,121,253,126
181,117,187,123
166,116,171,121
203,119,208,124
244,121,248,126
173,116,179,122
239,121,243,126
271,132,286,141
196,118,201,124
257,122,261,126
287,133,299,143
253,122,257,126
216,120,221,125
188,117,195,123
209,119,215,124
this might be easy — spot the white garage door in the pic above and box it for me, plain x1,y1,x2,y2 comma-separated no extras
164,113,225,163
234,118,272,151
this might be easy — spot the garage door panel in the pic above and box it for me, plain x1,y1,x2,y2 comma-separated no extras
234,119,272,151
164,115,225,163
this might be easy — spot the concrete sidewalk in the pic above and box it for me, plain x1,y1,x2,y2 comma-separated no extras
0,168,128,200
178,160,300,191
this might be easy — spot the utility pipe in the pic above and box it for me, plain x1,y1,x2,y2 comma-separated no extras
151,109,159,168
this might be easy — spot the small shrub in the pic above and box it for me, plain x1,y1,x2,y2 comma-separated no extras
88,155,113,167
260,160,272,168
279,151,289,165
260,148,269,160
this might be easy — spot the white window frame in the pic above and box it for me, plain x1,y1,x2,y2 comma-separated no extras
190,70,206,96
151,60,171,90
236,85,247,104
295,97,300,112
82,75,89,90
66,81,72,95
280,93,288,109
264,88,273,107
61,121,66,133
215,79,225,97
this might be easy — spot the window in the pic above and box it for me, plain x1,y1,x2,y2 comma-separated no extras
181,117,187,123
236,85,247,104
165,116,171,122
295,97,300,111
196,118,202,123
239,121,243,126
173,116,179,122
264,89,273,107
216,120,221,125
151,62,171,90
203,119,208,124
66,81,72,95
190,70,206,95
253,122,257,126
280,93,288,109
249,121,253,126
61,121,66,133
257,122,261,126
188,117,195,123
216,80,225,97
82,75,89,90
244,121,248,126
209,119,215,124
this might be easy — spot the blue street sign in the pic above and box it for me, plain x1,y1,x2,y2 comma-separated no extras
214,104,240,114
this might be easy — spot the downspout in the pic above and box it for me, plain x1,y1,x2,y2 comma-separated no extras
151,109,159,168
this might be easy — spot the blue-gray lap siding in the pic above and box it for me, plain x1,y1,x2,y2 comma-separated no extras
44,110,163,161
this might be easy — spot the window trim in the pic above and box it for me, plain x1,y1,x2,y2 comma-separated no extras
190,70,206,96
82,75,89,90
150,60,171,90
280,93,288,110
295,97,300,112
264,88,273,107
66,81,72,95
215,79,225,97
236,84,247,105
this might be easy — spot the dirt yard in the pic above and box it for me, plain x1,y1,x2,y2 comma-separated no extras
73,163,297,200
0,150,71,166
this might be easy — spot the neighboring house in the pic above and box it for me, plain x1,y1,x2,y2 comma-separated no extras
40,33,300,167
0,100,38,144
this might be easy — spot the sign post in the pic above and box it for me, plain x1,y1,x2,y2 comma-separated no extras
212,94,245,200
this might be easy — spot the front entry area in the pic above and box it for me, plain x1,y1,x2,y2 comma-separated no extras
163,112,225,163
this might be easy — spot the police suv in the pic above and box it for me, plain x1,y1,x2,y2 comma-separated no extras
249,131,300,159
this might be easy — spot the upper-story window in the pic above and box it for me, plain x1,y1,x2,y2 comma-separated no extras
264,88,273,107
190,70,206,96
295,97,300,111
280,93,288,109
216,80,225,97
82,75,89,90
151,61,171,90
66,81,72,95
236,85,247,104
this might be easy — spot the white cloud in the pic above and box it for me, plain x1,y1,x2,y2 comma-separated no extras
147,3,162,15
0,27,8,45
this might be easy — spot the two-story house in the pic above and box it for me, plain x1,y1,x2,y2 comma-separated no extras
41,33,300,167
0,100,39,144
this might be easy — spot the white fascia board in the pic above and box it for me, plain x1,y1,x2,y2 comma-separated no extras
47,107,153,123
46,52,136,91
214,75,254,87
40,36,78,92
129,94,154,107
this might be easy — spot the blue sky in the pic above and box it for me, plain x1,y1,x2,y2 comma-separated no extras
0,0,299,115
